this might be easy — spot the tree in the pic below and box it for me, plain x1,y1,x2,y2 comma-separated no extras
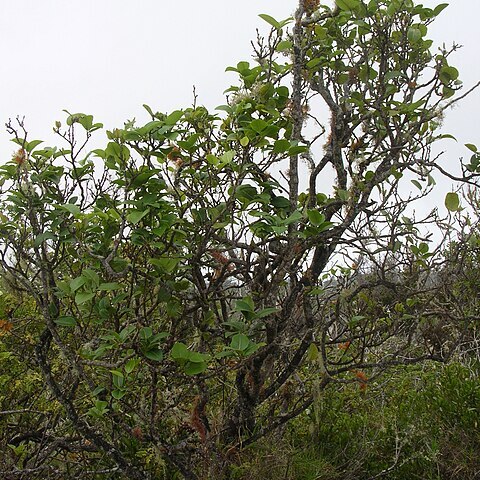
0,0,478,478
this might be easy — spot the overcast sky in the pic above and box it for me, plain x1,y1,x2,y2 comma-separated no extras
1,0,478,178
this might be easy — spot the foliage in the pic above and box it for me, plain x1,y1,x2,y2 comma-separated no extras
229,362,480,480
0,0,478,478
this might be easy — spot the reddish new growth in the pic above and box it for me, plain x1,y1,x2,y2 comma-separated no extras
12,148,26,166
303,0,320,15
210,249,234,278
167,146,183,168
354,370,368,392
338,340,351,351
131,426,144,441
190,396,208,442
0,320,13,336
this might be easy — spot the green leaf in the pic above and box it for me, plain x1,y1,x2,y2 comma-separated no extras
110,369,123,379
235,185,258,203
350,315,366,326
223,320,248,333
335,0,360,11
149,257,180,274
442,86,455,98
276,40,292,52
236,61,250,73
70,276,86,293
250,119,268,133
78,115,94,130
307,209,325,227
149,332,169,344
288,144,309,156
165,110,183,125
75,291,95,305
206,154,218,166
171,342,190,361
215,349,234,359
273,139,290,154
184,361,208,375
143,104,154,117
220,150,235,165
125,358,138,374
140,327,153,340
243,342,264,356
92,149,106,159
216,104,233,114
88,400,109,417
258,13,280,30
82,269,100,287
419,242,429,254
235,297,255,312
144,349,163,362
188,351,210,363
230,333,250,351
271,196,290,209
98,282,122,291
254,307,279,319
119,325,136,342
110,370,124,388
25,140,43,153
307,342,319,362
54,316,77,327
127,209,150,225
59,203,81,216
166,299,181,318
439,66,459,85
34,232,56,248
240,136,250,147
437,134,457,141
407,26,422,43
337,189,349,202
433,3,448,16
411,179,422,190
111,389,126,400
130,171,157,188
283,210,303,225
445,192,460,212
465,143,478,153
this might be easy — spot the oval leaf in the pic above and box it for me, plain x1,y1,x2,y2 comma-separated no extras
184,361,208,375
258,13,280,30
144,349,164,362
230,333,250,351
75,292,95,305
445,192,460,212
54,316,77,327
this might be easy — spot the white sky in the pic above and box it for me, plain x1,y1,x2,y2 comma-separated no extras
0,1,478,179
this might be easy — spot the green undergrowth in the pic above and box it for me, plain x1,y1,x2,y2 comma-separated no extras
229,361,480,480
